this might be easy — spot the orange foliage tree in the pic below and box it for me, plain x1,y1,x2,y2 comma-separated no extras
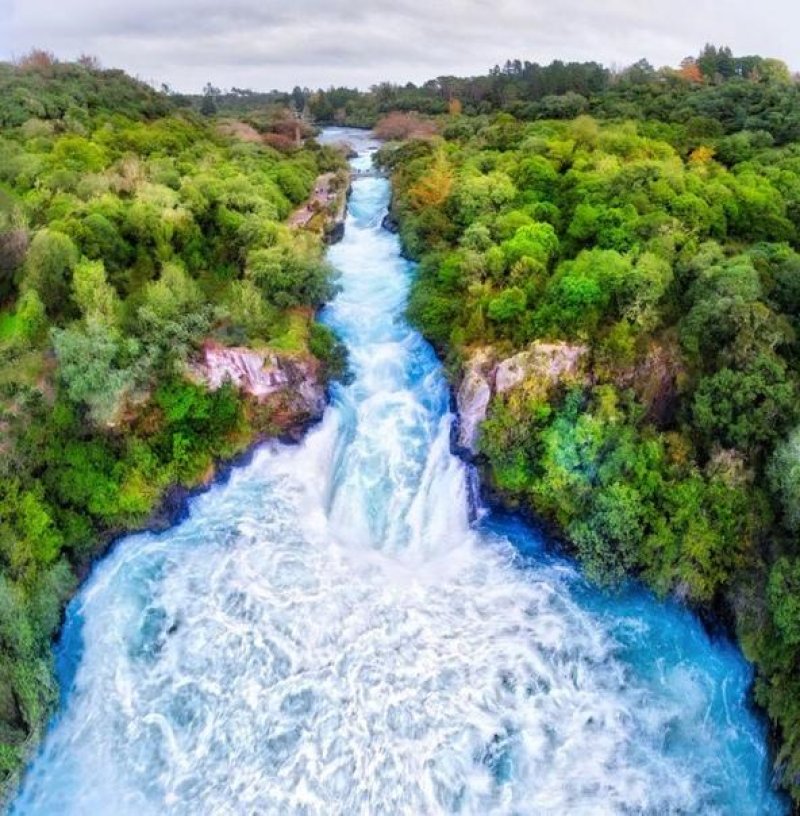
689,145,716,164
408,150,453,210
374,112,438,140
16,49,56,71
679,58,703,83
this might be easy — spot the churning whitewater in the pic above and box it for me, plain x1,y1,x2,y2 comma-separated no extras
12,130,785,815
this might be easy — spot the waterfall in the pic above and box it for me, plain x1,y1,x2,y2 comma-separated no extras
12,128,785,816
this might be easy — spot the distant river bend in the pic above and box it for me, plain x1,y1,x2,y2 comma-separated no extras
12,128,786,815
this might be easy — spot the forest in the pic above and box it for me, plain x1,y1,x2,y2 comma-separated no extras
267,44,800,145
0,53,347,790
377,45,800,804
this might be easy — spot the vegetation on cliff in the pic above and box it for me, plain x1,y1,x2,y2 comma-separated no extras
378,45,800,801
0,53,346,790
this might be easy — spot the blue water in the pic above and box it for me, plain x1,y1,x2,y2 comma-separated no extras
11,129,786,815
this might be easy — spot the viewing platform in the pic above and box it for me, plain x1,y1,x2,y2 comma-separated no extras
351,167,385,179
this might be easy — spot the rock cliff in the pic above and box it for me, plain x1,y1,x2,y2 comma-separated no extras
191,342,326,421
454,341,589,458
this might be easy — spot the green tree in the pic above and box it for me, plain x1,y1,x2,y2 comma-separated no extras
52,318,137,425
692,353,796,451
769,427,800,531
21,230,78,316
71,258,119,324
768,558,800,646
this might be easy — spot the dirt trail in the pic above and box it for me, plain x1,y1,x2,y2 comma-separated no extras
289,173,337,228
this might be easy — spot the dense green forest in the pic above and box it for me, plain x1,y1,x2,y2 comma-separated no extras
275,44,800,144
0,53,347,791
377,47,800,803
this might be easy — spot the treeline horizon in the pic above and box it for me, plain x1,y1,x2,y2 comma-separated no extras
4,42,798,131
191,42,798,119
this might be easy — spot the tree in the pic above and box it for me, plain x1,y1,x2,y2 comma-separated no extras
692,353,796,451
21,230,78,316
501,222,559,268
0,194,27,300
52,318,137,425
622,253,673,329
536,249,632,336
135,263,210,367
679,58,703,83
245,246,333,308
769,427,800,531
768,558,800,646
488,287,526,323
71,259,119,325
408,150,454,209
200,93,217,117
11,290,47,348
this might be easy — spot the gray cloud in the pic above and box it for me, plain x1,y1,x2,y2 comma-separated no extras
6,0,799,92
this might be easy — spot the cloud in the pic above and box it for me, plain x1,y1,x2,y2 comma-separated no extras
6,0,799,92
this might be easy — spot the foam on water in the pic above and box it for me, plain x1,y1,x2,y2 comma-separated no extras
12,129,786,815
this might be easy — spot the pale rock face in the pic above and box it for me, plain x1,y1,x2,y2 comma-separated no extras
192,344,325,418
200,346,285,397
494,351,529,395
495,342,588,394
454,342,588,457
455,348,495,455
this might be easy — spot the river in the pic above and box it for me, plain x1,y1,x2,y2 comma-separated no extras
11,128,786,815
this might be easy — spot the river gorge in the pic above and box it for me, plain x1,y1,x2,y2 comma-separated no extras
10,129,786,815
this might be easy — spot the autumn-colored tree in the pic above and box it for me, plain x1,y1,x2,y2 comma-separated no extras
263,132,297,152
689,145,716,164
679,58,703,83
408,150,454,209
374,112,437,140
448,98,463,116
77,54,101,70
16,48,56,71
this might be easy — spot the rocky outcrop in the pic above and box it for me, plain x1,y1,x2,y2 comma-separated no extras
495,342,587,395
454,342,589,458
454,348,495,456
324,177,350,245
324,220,345,244
191,343,326,419
616,342,682,428
381,212,400,234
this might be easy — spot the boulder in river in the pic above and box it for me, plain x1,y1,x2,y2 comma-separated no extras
381,212,400,234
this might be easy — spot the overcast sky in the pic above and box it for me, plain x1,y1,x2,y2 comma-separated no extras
3,0,798,93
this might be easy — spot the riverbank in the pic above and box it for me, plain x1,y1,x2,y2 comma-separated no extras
376,121,800,806
289,169,350,244
1,348,330,807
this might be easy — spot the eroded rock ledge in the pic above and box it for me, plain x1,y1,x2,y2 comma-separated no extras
191,342,326,421
454,339,682,460
454,341,589,458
